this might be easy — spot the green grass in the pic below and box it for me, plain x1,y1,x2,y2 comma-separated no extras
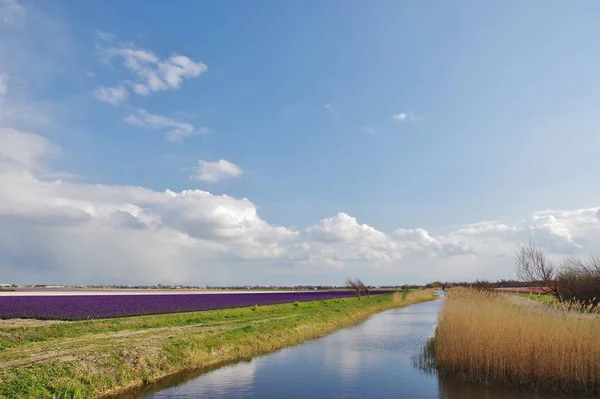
514,292,558,304
0,291,437,399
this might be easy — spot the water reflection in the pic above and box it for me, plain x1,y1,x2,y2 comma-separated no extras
137,294,588,399
147,359,258,398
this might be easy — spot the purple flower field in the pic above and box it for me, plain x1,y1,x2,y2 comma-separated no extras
0,291,394,320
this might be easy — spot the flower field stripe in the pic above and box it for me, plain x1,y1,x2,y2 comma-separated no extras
0,291,394,320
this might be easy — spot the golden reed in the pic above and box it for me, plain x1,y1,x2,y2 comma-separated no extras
432,288,600,394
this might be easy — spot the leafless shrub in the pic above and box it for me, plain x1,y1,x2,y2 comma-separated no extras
559,255,600,306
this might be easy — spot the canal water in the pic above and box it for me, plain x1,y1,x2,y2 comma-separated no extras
135,294,587,399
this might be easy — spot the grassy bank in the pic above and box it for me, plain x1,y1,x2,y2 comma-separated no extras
513,292,557,304
0,290,436,399
430,288,600,394
512,292,600,315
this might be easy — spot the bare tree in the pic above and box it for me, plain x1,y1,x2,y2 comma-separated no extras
356,278,370,299
515,240,560,299
589,254,600,274
346,278,362,300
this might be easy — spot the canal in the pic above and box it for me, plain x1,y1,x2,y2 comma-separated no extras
132,294,586,399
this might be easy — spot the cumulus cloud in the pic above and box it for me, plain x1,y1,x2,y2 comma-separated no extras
99,38,207,97
190,160,242,183
3,0,600,287
0,129,294,284
1,129,600,285
124,109,203,141
525,209,600,253
94,85,128,106
306,213,399,263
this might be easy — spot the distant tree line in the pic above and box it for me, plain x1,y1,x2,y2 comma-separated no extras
433,280,535,290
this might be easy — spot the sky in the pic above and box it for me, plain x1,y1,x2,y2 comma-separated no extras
1,0,600,286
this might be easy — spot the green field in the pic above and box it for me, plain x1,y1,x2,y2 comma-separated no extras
513,292,558,304
0,290,436,399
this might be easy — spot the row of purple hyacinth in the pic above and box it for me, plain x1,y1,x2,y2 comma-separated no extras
0,290,394,320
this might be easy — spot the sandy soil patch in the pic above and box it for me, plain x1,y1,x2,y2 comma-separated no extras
0,319,70,328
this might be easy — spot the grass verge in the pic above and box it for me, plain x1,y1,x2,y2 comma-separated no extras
513,292,558,304
0,290,436,399
429,288,600,395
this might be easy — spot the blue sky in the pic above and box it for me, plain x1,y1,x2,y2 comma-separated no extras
1,0,600,285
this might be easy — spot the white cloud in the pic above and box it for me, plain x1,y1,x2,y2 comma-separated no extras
392,111,423,122
0,128,294,284
1,129,600,285
0,127,57,170
306,213,399,263
111,47,158,69
393,112,408,121
94,85,128,106
132,82,150,96
191,160,242,182
99,39,207,97
2,1,600,286
124,109,203,141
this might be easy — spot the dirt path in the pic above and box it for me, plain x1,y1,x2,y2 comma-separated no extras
0,325,218,369
0,313,298,370
0,319,69,328
505,295,599,319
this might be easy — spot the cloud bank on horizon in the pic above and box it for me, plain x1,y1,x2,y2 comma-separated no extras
1,127,599,285
1,0,600,285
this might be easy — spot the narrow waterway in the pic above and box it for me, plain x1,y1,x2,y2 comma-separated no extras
133,295,587,399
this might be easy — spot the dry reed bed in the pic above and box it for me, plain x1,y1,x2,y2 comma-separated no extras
550,298,600,315
433,288,600,394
